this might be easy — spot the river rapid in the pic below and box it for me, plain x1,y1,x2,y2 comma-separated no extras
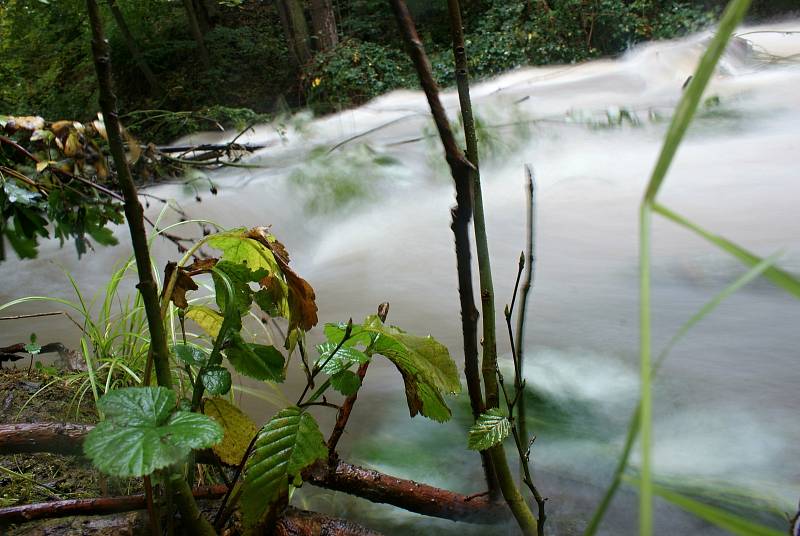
2,20,799,535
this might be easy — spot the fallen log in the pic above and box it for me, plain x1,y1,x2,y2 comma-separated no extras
0,423,507,524
2,496,380,536
0,485,227,526
304,458,506,524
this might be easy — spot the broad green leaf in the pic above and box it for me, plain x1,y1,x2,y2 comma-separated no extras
651,484,785,536
315,341,369,375
323,322,373,348
201,366,232,396
25,333,41,355
84,387,223,477
185,305,224,338
203,397,259,466
653,203,800,299
207,230,283,276
330,370,361,396
467,408,511,451
3,182,41,205
172,343,208,367
240,407,327,528
212,260,261,316
360,316,461,422
225,334,285,382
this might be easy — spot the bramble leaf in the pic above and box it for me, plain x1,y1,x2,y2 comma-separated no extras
467,408,511,451
240,407,327,529
203,397,258,466
83,387,222,477
201,366,232,396
172,343,208,367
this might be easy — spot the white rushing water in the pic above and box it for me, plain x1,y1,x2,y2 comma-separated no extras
2,20,799,535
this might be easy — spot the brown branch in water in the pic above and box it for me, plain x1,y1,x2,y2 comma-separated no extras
0,423,507,525
0,485,227,526
303,459,507,524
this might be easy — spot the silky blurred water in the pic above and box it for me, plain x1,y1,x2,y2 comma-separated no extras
2,20,799,535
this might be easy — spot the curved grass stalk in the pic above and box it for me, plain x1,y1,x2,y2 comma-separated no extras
636,1,753,533
585,250,783,535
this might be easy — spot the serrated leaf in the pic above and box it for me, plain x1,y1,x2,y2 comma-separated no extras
467,408,511,451
225,334,285,382
203,397,258,466
207,229,282,275
323,322,373,348
83,387,223,477
185,305,223,338
240,407,327,528
172,343,208,367
201,366,232,396
361,316,461,422
212,260,260,315
314,341,369,375
330,370,361,396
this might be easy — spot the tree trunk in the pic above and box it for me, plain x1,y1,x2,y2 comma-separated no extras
277,0,311,66
105,0,161,94
309,0,338,51
181,0,210,68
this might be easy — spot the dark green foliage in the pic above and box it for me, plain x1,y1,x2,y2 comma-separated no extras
305,39,414,114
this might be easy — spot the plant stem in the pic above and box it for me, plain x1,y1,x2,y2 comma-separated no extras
445,0,499,498
639,202,653,536
85,2,215,533
388,1,538,533
516,166,536,447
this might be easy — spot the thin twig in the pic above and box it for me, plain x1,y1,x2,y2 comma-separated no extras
516,165,536,449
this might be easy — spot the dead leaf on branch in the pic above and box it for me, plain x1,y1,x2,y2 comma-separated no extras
163,261,199,309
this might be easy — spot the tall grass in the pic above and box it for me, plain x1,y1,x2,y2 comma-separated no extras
586,0,800,533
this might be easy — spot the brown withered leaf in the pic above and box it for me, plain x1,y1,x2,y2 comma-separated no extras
185,257,218,276
246,227,316,331
163,261,199,309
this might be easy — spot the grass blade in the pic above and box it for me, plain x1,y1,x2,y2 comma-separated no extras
652,485,785,536
587,251,781,535
638,1,752,533
653,203,800,299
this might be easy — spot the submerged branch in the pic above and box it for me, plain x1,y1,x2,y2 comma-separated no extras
0,423,508,525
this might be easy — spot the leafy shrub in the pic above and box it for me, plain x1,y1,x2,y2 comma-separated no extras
304,39,415,114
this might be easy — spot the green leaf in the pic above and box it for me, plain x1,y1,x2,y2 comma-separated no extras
185,305,224,338
361,316,461,422
468,408,511,451
172,343,208,367
323,322,373,348
315,341,369,375
207,229,282,275
212,260,260,316
240,407,327,528
3,182,41,206
225,334,285,382
25,333,41,355
330,370,361,396
83,387,223,477
651,484,785,536
201,366,232,396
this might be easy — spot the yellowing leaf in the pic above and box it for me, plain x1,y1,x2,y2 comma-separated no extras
203,397,258,466
186,305,224,338
64,132,81,157
35,161,49,173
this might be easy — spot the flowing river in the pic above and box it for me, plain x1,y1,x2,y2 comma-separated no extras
2,20,799,535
